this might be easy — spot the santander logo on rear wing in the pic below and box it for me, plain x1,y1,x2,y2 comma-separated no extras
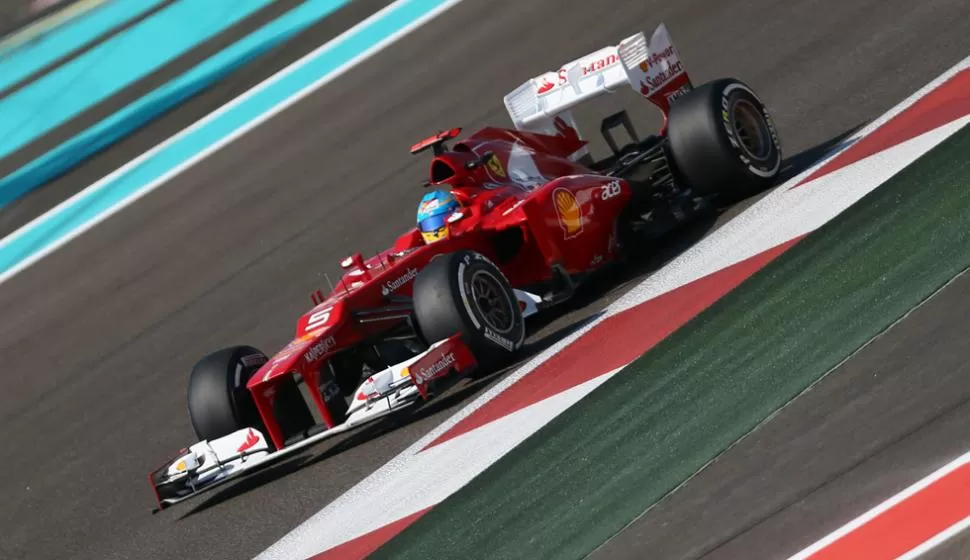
503,24,691,157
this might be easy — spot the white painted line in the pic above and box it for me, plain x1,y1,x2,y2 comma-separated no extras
259,369,622,557
0,0,467,286
613,58,970,313
613,113,970,314
264,53,970,558
789,452,970,559
898,515,970,560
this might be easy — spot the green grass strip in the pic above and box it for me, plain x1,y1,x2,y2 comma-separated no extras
374,125,970,559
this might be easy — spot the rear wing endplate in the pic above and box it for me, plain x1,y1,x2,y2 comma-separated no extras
503,23,691,148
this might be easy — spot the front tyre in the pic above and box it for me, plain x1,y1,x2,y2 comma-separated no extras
412,251,525,362
187,346,268,442
667,78,782,197
187,346,312,448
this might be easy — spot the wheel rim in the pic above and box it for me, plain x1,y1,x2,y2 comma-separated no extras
470,270,515,334
730,98,772,161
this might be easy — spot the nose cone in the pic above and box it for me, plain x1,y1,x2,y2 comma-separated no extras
296,299,345,338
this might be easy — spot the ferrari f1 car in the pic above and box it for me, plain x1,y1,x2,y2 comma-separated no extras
149,24,781,510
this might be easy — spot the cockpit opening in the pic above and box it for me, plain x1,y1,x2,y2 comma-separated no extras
430,159,456,183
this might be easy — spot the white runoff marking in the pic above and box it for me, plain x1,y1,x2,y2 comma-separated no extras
612,113,970,315
897,515,970,559
256,369,622,559
263,53,970,558
789,451,970,560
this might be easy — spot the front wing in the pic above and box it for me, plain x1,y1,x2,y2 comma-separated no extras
148,335,476,512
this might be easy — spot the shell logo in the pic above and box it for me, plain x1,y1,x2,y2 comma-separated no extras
553,188,583,239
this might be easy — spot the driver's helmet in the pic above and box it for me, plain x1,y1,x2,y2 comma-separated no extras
417,189,461,244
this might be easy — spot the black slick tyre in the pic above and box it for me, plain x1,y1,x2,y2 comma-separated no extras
412,251,525,363
667,78,782,197
187,346,268,443
187,346,314,448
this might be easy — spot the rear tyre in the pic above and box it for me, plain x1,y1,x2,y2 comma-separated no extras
412,251,525,364
667,78,782,197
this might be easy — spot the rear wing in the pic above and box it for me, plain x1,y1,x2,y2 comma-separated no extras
503,24,691,156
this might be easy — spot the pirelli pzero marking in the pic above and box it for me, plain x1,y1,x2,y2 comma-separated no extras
147,23,782,511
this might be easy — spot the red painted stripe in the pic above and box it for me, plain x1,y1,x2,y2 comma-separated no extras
806,463,970,559
307,507,432,560
793,68,970,189
424,238,802,451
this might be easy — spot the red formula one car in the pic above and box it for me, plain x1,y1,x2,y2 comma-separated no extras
149,24,781,510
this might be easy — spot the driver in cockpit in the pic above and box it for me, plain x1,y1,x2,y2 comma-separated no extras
416,189,462,244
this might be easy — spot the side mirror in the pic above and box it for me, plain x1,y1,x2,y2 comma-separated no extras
465,151,495,170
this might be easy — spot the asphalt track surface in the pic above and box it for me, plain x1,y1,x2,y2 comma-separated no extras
0,1,80,38
1,0,969,559
0,0,394,233
0,0,176,102
592,260,970,559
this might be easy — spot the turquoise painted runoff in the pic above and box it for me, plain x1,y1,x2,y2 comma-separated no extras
0,0,458,278
0,0,168,92
0,0,351,208
0,0,273,160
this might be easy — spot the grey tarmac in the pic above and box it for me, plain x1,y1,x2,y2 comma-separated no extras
1,0,969,558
